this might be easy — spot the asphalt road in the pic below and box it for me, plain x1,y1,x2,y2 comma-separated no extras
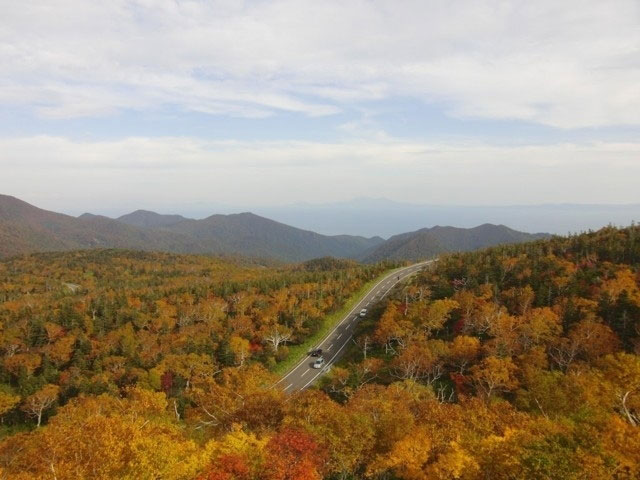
276,260,433,392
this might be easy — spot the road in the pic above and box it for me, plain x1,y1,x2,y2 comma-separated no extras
276,260,433,392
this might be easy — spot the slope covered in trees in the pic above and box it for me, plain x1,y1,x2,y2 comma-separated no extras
361,223,549,262
319,224,640,478
0,195,202,258
1,227,639,479
0,195,383,262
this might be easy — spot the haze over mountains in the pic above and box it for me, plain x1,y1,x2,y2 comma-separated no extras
80,198,639,238
1,194,549,262
250,198,640,237
361,224,550,263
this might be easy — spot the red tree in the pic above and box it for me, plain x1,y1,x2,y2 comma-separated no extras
261,428,326,480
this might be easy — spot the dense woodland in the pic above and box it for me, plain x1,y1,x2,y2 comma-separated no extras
0,226,639,479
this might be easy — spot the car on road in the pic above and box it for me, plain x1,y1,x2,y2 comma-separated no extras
312,357,325,369
309,348,323,357
359,308,367,317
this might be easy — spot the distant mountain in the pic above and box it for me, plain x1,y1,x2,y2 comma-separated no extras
0,195,203,259
361,224,550,263
118,210,384,262
117,210,190,229
249,198,640,237
0,195,383,262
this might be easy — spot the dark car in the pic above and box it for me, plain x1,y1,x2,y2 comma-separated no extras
309,348,323,357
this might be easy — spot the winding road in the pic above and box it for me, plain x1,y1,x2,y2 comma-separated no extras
276,260,433,392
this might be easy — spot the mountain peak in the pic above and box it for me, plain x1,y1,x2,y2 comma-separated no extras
361,223,550,263
117,210,190,229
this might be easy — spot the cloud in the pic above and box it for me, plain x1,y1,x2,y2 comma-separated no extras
2,135,640,211
1,0,638,127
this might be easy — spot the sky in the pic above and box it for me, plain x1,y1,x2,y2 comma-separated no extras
1,0,639,216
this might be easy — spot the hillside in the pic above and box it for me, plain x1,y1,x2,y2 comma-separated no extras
117,210,191,228
0,195,383,262
361,223,549,262
1,226,639,478
152,211,384,262
318,224,640,479
0,195,201,258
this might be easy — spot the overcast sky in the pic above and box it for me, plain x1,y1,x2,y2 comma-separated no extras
1,0,639,215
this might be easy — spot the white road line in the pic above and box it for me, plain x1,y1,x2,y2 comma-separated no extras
276,265,422,384
276,260,433,387
300,333,354,390
285,383,293,390
328,343,334,350
337,333,342,339
301,369,310,377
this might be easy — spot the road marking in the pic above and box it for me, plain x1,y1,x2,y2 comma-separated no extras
301,333,354,390
285,383,293,390
276,260,433,387
301,369,310,377
328,343,334,350
337,333,342,339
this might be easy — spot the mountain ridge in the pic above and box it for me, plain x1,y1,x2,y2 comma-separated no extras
360,223,550,262
0,194,550,263
0,195,383,262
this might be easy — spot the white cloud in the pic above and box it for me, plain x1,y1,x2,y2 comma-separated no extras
1,0,639,127
2,135,640,212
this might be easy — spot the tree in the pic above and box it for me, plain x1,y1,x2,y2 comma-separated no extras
229,336,250,367
0,390,20,418
518,307,562,349
422,299,459,337
373,302,412,354
262,325,292,353
198,453,251,480
161,353,217,390
21,384,59,427
550,318,620,370
44,334,76,367
598,352,640,426
447,335,481,374
391,341,445,385
3,353,41,377
367,426,477,480
261,428,326,480
471,356,519,400
3,389,204,479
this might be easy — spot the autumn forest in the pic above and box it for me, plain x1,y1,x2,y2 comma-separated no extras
1,225,640,479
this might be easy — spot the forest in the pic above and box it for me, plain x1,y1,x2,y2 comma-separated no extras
0,226,639,479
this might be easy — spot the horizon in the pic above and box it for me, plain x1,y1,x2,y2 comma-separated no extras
2,1,640,213
4,192,638,238
3,3,640,476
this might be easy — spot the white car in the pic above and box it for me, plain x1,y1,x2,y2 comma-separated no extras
359,308,367,317
312,357,325,369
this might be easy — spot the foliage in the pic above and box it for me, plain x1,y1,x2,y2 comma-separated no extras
1,225,640,478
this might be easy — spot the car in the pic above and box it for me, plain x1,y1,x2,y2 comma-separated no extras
309,348,323,357
312,357,325,369
359,308,367,317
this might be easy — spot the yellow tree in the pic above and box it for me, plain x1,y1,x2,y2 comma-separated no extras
470,356,519,400
21,384,59,427
447,335,480,374
1,389,205,479
0,390,20,418
229,335,251,366
598,352,640,426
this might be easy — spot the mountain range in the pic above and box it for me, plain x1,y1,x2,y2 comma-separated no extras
247,198,640,237
0,194,548,262
360,224,549,263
